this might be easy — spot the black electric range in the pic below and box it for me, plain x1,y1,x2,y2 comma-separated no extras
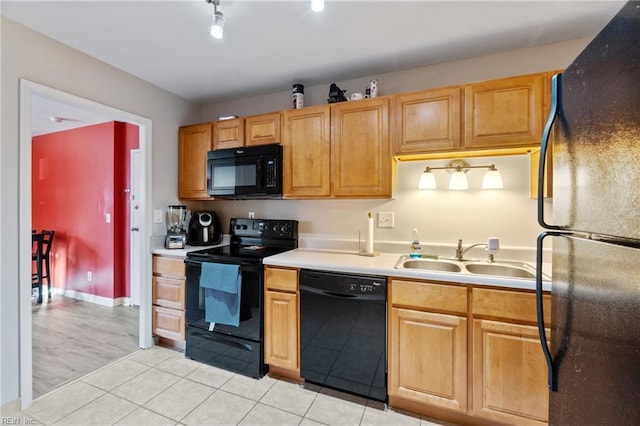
184,218,298,378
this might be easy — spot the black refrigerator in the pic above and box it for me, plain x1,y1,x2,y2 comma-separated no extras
535,1,640,425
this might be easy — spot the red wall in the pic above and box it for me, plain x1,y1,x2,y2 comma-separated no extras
32,122,139,299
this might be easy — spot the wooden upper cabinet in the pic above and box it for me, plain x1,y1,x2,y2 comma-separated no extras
213,117,244,150
331,97,392,198
282,105,331,198
464,73,546,149
178,123,212,200
245,112,281,146
393,86,462,154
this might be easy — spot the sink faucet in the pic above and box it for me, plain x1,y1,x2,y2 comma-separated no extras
455,238,500,262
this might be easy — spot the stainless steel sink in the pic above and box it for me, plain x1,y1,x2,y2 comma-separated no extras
400,258,462,273
464,262,537,279
394,255,546,280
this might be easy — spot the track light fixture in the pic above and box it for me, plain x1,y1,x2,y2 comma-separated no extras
418,160,504,190
311,0,325,12
206,0,225,39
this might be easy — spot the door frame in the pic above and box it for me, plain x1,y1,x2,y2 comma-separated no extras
18,79,153,408
129,148,142,307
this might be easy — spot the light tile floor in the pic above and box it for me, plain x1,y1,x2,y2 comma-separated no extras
16,346,452,426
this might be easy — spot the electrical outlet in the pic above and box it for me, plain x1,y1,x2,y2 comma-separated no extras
378,212,394,228
249,212,255,219
87,271,93,282
154,209,163,223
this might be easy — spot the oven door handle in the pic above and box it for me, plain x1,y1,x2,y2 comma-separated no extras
184,258,262,272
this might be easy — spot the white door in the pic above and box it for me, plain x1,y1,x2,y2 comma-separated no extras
130,149,142,306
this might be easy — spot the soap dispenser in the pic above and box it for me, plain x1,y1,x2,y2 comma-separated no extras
409,228,422,258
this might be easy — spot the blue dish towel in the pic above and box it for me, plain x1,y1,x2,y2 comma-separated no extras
199,262,242,327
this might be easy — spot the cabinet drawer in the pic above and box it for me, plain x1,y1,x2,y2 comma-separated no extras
265,267,298,292
152,306,185,341
472,288,551,325
152,276,185,310
391,279,467,315
153,255,186,278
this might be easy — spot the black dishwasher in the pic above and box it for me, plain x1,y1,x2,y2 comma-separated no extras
299,269,387,402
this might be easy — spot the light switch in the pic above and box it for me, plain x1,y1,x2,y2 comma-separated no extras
105,213,111,223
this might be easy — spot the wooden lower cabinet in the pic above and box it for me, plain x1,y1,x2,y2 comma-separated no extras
152,255,186,346
264,266,299,374
389,307,467,412
264,290,298,370
389,278,550,426
472,320,550,426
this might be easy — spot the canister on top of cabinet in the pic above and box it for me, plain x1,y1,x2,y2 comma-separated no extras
369,78,378,98
292,84,304,109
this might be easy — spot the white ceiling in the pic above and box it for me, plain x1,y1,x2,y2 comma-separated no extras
2,0,625,135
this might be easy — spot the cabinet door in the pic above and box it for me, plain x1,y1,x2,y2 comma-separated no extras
393,86,462,154
213,117,244,150
245,112,281,146
389,307,467,413
472,319,549,425
331,97,391,198
464,73,545,149
178,123,212,200
264,290,299,370
282,105,331,197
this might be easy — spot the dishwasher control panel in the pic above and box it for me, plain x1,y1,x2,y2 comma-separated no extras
300,269,387,299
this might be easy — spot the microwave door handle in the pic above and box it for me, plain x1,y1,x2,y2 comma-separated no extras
255,158,264,192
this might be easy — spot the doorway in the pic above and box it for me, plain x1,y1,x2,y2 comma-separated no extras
19,80,153,409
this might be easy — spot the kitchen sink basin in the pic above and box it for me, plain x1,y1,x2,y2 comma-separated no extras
464,262,537,279
400,259,462,273
394,255,546,280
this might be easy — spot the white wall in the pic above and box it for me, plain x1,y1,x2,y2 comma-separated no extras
202,155,548,259
200,37,591,119
0,17,200,406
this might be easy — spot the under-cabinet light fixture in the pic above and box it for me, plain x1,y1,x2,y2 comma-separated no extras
206,0,225,39
418,160,504,190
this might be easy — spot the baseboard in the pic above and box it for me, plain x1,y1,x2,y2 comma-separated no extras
62,290,127,307
0,399,21,416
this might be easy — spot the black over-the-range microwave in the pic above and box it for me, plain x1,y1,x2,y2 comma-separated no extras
207,143,283,198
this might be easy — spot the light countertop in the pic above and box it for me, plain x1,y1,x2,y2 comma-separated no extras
263,248,551,292
150,234,229,257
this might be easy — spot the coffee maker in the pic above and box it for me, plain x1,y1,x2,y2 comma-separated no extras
164,205,188,249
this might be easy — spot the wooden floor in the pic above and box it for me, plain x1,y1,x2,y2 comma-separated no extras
32,294,139,398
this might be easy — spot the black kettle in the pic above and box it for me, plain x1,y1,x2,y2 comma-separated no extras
188,211,222,246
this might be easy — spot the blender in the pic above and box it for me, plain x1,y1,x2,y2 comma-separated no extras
164,205,188,249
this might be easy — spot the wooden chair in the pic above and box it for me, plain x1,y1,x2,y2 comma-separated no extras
31,230,55,303
32,232,44,303
40,230,55,300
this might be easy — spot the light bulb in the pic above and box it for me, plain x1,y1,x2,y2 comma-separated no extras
311,0,324,12
418,170,437,189
210,11,225,39
482,167,503,189
449,170,468,190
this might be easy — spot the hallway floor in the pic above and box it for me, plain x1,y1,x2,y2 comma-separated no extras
32,294,139,398
17,346,451,425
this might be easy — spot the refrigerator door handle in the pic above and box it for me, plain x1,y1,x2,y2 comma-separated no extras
537,73,563,230
536,231,565,392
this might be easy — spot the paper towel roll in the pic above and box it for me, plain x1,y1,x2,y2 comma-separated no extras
366,212,374,254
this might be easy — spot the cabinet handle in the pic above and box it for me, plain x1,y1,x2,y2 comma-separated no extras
537,73,563,230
